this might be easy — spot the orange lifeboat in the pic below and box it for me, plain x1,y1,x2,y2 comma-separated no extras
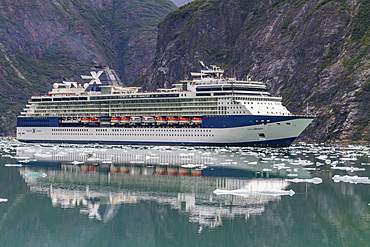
179,117,191,125
81,165,90,172
81,117,90,124
156,167,166,175
90,118,99,124
167,167,178,175
156,117,167,125
110,166,119,173
120,166,130,173
192,117,203,125
111,117,120,124
179,168,190,176
120,117,130,124
167,117,179,125
191,169,202,176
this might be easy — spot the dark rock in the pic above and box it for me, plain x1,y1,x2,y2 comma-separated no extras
145,0,369,142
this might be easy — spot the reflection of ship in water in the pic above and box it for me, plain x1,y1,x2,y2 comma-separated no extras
16,145,311,228
16,145,312,178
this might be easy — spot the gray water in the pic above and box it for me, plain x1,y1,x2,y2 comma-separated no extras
0,139,369,246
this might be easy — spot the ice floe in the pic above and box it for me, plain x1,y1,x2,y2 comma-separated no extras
5,164,22,167
332,175,370,184
24,172,47,178
286,177,323,184
331,166,365,172
258,189,295,197
213,188,250,198
0,198,8,202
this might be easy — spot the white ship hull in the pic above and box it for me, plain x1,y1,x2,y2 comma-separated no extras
17,117,312,147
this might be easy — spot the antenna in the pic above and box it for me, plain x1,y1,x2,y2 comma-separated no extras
307,102,309,114
199,61,208,69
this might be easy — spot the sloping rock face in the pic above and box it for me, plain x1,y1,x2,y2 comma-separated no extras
146,0,369,142
0,0,175,135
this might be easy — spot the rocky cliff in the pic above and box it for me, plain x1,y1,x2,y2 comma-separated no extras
146,0,369,142
0,0,175,135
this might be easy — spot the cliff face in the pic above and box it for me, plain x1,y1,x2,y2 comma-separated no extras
0,0,175,135
146,0,369,142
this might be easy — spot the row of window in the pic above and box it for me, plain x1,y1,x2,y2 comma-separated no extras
51,128,212,133
20,125,50,127
19,119,49,122
51,133,215,137
32,97,216,104
52,129,88,132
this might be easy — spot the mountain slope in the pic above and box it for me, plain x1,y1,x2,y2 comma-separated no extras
0,0,175,135
145,0,369,142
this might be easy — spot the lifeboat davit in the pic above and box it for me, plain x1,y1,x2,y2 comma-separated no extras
111,117,120,124
167,117,179,125
156,117,167,125
179,117,191,125
120,117,130,124
143,116,156,124
81,117,90,124
192,117,203,125
130,116,142,124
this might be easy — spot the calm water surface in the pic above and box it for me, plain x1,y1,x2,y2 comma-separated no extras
0,139,369,247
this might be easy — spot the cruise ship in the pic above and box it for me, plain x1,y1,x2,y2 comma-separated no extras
16,63,314,146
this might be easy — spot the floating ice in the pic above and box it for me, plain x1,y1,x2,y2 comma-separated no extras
5,164,22,167
286,173,298,177
316,162,325,166
24,172,47,178
213,188,250,198
302,167,317,171
286,177,322,184
332,175,370,184
316,155,328,160
331,166,365,172
258,189,295,197
340,157,357,161
0,198,8,202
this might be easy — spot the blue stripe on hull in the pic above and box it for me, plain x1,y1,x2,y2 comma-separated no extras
17,137,296,147
17,117,59,127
